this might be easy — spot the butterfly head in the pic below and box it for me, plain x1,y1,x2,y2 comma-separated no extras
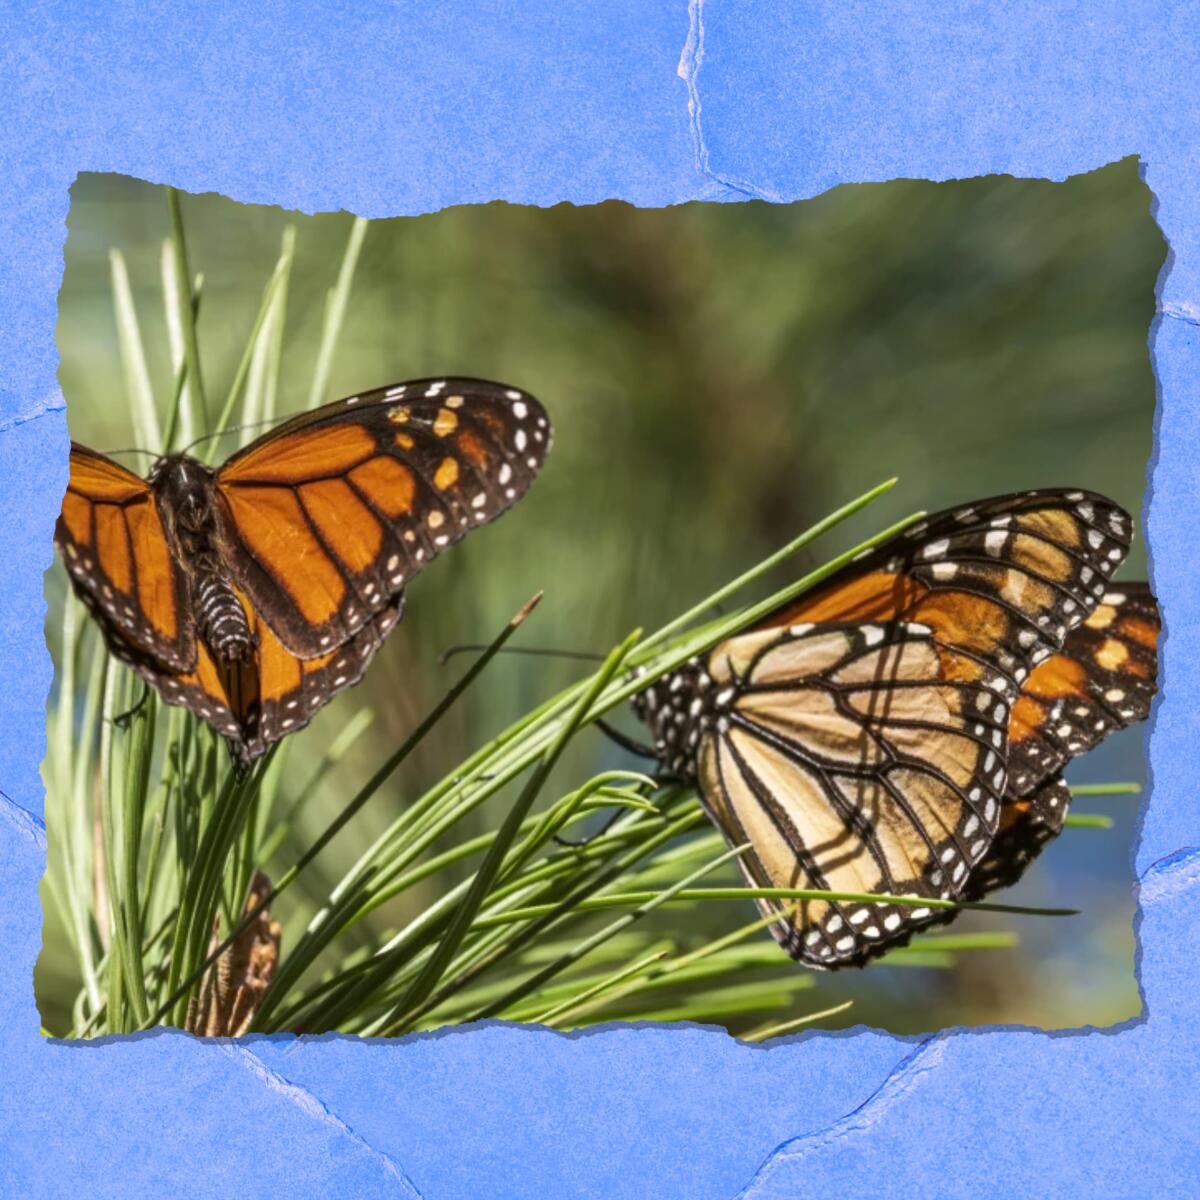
150,453,218,535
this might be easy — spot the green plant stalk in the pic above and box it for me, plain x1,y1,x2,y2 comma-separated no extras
596,976,821,1026
743,1000,856,1041
161,280,204,454
146,591,544,1032
529,948,671,1025
438,842,752,1030
259,225,295,429
307,216,368,409
541,903,805,1027
423,938,680,1024
389,629,642,1025
204,252,292,461
1063,813,1113,829
53,604,104,1013
97,666,129,1029
470,887,1078,928
116,685,156,1024
109,248,162,452
166,187,208,432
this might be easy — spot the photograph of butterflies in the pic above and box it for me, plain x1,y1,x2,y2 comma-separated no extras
38,159,1160,1040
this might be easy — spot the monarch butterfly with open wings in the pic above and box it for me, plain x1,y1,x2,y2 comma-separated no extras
632,489,1158,968
56,378,552,764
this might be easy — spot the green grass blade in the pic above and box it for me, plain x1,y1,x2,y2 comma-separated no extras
241,224,295,440
149,592,543,1032
392,628,642,1025
165,187,208,434
1063,813,1114,830
743,1000,855,1041
109,249,161,451
203,252,292,462
307,216,368,410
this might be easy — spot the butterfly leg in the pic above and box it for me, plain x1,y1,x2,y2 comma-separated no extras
594,718,658,761
110,683,152,730
553,807,628,849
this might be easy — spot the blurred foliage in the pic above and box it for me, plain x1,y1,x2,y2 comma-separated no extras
40,160,1160,1034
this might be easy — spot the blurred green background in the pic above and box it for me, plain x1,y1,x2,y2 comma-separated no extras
40,160,1161,1034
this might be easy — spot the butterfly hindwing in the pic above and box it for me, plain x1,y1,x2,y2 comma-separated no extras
687,620,1012,968
965,585,1159,898
1006,583,1159,799
214,378,551,658
127,592,404,762
56,444,196,673
963,775,1073,901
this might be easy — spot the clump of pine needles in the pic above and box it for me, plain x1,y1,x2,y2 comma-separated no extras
39,190,1124,1040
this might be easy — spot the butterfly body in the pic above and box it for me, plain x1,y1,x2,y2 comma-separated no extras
57,378,551,762
632,489,1158,969
149,453,254,664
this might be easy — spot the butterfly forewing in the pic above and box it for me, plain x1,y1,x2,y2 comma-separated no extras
215,378,550,658
56,444,196,673
771,490,1134,689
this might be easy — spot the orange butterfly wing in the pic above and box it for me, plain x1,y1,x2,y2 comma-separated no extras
214,378,551,658
55,444,196,672
964,583,1159,899
153,591,404,761
770,489,1134,691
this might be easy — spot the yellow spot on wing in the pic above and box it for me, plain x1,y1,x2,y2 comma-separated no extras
1095,637,1130,671
433,408,459,437
434,457,460,489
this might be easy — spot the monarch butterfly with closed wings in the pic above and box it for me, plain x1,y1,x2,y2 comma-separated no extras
632,489,1158,968
56,378,552,764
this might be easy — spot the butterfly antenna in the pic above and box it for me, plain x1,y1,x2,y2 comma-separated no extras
99,446,159,461
180,417,284,457
437,643,607,667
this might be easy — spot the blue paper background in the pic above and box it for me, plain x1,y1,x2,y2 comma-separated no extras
1,3,1197,1196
